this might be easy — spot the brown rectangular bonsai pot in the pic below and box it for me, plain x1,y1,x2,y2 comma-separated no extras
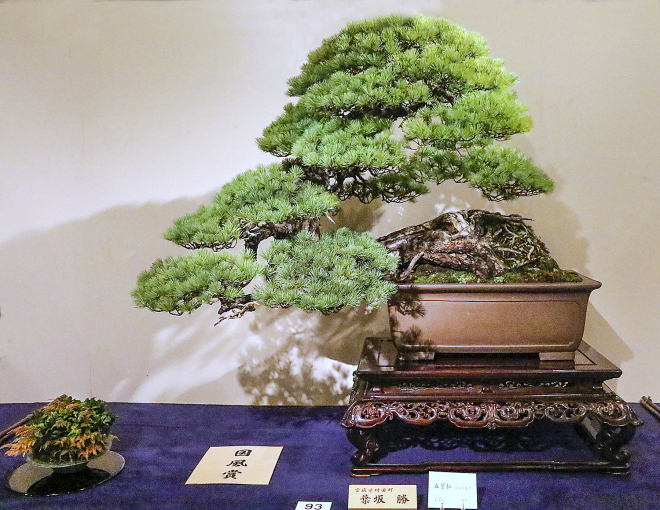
388,274,601,360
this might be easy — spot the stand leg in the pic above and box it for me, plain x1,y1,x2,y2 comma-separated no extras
595,423,637,464
578,416,637,466
346,428,381,466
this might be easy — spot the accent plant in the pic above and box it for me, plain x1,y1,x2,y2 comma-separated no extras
133,14,579,324
1,395,116,465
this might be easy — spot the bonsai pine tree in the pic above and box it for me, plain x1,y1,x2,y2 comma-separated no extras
133,14,577,323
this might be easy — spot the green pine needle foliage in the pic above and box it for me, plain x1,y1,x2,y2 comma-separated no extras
132,249,264,314
258,14,554,203
134,14,562,322
253,229,398,313
164,163,339,250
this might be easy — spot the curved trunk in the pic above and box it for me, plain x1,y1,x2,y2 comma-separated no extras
378,209,557,281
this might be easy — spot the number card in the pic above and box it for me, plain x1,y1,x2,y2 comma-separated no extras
428,472,477,509
185,446,283,485
348,485,417,509
295,503,332,510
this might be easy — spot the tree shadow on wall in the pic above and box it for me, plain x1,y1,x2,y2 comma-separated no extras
0,151,632,404
236,145,633,403
235,197,390,406
0,196,383,405
0,196,254,404
238,336,353,406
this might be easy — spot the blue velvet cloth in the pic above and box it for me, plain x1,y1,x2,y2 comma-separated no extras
1,403,659,509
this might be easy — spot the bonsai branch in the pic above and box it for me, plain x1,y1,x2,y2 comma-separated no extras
242,217,322,252
400,251,425,281
215,296,257,324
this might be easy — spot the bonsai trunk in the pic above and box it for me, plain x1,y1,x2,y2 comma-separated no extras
378,210,560,281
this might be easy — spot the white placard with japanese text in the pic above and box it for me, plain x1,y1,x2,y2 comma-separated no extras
185,446,283,485
428,472,477,509
348,485,417,509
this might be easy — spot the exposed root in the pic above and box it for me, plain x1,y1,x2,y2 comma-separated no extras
378,210,561,281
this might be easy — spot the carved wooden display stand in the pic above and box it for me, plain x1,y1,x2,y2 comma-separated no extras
342,338,641,476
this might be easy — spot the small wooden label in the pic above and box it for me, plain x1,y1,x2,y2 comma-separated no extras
295,503,332,510
348,485,417,509
185,446,283,485
428,472,477,509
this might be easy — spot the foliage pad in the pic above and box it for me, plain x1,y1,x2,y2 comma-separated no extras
133,249,264,314
254,229,398,313
258,14,554,203
164,163,339,251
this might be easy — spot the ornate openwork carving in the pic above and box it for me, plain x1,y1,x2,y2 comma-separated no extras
342,400,640,430
397,382,475,391
396,381,574,393
343,339,641,473
499,380,572,390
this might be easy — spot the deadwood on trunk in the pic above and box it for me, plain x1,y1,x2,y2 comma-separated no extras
378,210,558,281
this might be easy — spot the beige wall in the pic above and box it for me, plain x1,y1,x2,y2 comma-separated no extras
1,0,658,403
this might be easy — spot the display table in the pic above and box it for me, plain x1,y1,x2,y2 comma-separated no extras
1,402,659,509
342,338,641,475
